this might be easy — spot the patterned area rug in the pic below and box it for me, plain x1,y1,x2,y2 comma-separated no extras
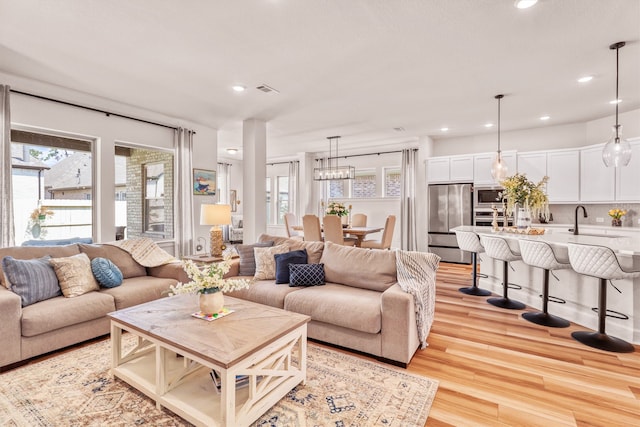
0,335,438,426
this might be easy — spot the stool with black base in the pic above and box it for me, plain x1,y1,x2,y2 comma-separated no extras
518,239,571,328
479,235,526,310
454,230,491,296
567,243,638,353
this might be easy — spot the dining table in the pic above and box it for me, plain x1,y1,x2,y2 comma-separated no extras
292,225,383,247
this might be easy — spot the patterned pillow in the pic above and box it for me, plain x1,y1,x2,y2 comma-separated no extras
289,263,325,287
274,249,308,284
254,244,290,280
49,253,100,298
91,257,124,288
1,256,61,307
235,241,274,276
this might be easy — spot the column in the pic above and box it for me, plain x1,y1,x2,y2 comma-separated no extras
242,119,267,243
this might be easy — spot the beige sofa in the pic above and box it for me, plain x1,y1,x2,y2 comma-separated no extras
0,243,188,369
226,234,436,367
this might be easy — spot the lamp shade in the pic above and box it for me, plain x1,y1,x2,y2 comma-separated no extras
200,204,232,226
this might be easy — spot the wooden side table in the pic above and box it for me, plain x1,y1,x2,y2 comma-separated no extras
182,254,224,265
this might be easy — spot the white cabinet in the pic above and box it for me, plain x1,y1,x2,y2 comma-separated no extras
473,151,516,185
427,155,473,183
517,152,547,183
547,150,580,202
616,140,640,201
580,145,615,202
426,157,450,182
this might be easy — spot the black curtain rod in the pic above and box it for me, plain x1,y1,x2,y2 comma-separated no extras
217,162,232,166
10,89,180,131
315,148,417,162
268,160,299,166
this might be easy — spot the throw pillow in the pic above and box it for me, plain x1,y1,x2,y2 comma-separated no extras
253,244,290,280
91,257,124,288
49,253,100,297
289,263,325,287
1,256,61,307
274,249,308,284
235,241,274,276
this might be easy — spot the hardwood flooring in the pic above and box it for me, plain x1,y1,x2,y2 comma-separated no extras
410,262,640,427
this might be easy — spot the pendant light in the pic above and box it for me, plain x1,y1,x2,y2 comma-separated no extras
313,136,355,180
490,94,508,182
602,41,631,167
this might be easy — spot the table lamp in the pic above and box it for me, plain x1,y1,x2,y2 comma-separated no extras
200,204,232,257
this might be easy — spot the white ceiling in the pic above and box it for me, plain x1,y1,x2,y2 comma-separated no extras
1,0,639,159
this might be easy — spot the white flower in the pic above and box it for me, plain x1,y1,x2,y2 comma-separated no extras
168,258,250,296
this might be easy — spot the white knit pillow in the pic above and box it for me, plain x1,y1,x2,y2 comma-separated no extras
253,244,289,280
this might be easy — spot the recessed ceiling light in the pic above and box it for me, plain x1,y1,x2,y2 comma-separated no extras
610,99,622,105
484,123,494,128
577,75,593,83
232,85,246,93
226,148,238,154
440,127,449,132
514,0,538,9
540,115,550,121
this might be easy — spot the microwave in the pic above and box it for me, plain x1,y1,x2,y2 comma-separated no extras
474,186,504,207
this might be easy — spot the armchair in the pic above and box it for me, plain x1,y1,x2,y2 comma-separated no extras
229,215,243,243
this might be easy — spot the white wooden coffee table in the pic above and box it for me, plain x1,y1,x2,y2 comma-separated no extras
108,295,310,427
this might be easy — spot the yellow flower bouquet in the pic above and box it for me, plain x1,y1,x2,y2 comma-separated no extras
608,208,627,220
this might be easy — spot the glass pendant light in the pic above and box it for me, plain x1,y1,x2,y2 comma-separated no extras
602,41,632,167
491,94,508,182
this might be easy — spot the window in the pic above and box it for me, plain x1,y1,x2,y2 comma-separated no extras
144,162,165,234
266,178,272,226
329,180,345,198
351,170,376,198
277,176,289,225
384,168,401,197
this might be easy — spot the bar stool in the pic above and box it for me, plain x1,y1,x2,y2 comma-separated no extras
518,239,571,328
567,243,639,353
479,235,526,310
454,230,491,296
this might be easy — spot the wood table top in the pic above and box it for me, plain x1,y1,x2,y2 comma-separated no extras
108,295,310,368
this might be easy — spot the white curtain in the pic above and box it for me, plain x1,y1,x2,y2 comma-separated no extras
175,128,194,256
400,148,418,251
1,85,14,247
288,160,299,216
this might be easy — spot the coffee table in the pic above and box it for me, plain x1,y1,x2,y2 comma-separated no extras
108,295,310,427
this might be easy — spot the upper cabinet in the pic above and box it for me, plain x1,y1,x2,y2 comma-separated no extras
616,139,640,201
427,155,473,183
580,145,616,202
547,150,580,202
517,152,547,184
426,157,450,183
473,151,516,185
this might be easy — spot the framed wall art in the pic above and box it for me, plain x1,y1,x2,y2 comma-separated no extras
193,169,216,196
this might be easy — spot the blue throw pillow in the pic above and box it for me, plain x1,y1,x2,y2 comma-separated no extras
91,257,123,288
2,256,61,307
274,249,308,284
289,263,325,287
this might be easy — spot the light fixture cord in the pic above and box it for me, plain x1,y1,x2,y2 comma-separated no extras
615,45,620,142
497,96,501,154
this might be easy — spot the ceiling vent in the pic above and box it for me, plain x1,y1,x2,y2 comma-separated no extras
256,84,280,94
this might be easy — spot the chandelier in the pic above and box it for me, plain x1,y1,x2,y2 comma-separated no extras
313,136,355,181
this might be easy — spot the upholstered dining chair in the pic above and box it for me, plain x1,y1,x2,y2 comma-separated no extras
361,215,396,249
351,213,367,227
323,215,356,246
302,214,323,242
284,213,303,240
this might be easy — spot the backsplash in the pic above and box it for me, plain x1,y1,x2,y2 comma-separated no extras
538,203,640,227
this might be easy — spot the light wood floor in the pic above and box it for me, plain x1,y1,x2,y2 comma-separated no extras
410,262,640,427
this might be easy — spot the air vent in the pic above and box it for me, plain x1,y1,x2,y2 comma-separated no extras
256,84,280,94
393,127,405,132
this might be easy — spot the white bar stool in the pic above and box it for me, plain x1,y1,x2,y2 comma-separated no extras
567,243,639,353
454,230,491,296
518,239,571,328
479,235,526,310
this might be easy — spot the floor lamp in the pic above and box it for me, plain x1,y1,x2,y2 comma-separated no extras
200,204,232,258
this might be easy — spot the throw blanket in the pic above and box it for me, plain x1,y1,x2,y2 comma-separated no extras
107,237,176,267
395,250,441,349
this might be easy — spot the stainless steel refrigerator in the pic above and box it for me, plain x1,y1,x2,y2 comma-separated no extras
427,183,473,264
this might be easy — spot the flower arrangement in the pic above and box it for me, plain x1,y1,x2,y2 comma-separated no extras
608,208,627,220
168,259,250,296
326,201,349,217
30,206,54,222
499,173,550,221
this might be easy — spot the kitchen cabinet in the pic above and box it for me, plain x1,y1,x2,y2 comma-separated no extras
580,145,615,202
426,157,450,182
517,152,547,183
547,150,579,202
473,151,516,185
427,155,473,183
615,139,640,201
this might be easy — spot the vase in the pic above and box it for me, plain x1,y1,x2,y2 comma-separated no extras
516,207,531,229
31,223,41,238
341,215,348,227
611,218,622,227
199,291,224,315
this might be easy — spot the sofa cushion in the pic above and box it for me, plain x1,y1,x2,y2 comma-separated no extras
99,276,175,310
226,279,304,309
289,263,325,287
0,244,81,289
320,241,397,292
91,257,124,288
284,283,382,334
21,291,115,337
274,249,308,284
258,234,324,264
254,244,289,280
50,253,100,297
235,241,274,276
78,244,147,279
1,256,62,307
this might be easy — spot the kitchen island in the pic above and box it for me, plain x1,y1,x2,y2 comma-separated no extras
452,225,640,345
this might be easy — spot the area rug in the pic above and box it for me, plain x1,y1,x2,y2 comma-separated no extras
0,335,438,426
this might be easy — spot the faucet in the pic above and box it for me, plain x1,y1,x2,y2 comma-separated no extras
573,205,588,235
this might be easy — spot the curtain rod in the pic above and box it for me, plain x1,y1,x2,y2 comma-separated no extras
268,160,299,166
217,162,232,166
315,148,417,161
10,89,180,131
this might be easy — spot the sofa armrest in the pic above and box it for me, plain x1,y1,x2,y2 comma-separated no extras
380,283,420,365
0,287,22,367
223,259,240,278
147,262,189,283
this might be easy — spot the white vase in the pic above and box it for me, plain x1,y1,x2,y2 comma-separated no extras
516,207,531,229
199,291,224,315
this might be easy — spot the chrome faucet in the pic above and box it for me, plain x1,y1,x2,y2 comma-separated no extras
573,205,588,235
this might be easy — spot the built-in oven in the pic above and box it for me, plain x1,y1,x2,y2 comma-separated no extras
474,207,513,227
474,186,504,207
